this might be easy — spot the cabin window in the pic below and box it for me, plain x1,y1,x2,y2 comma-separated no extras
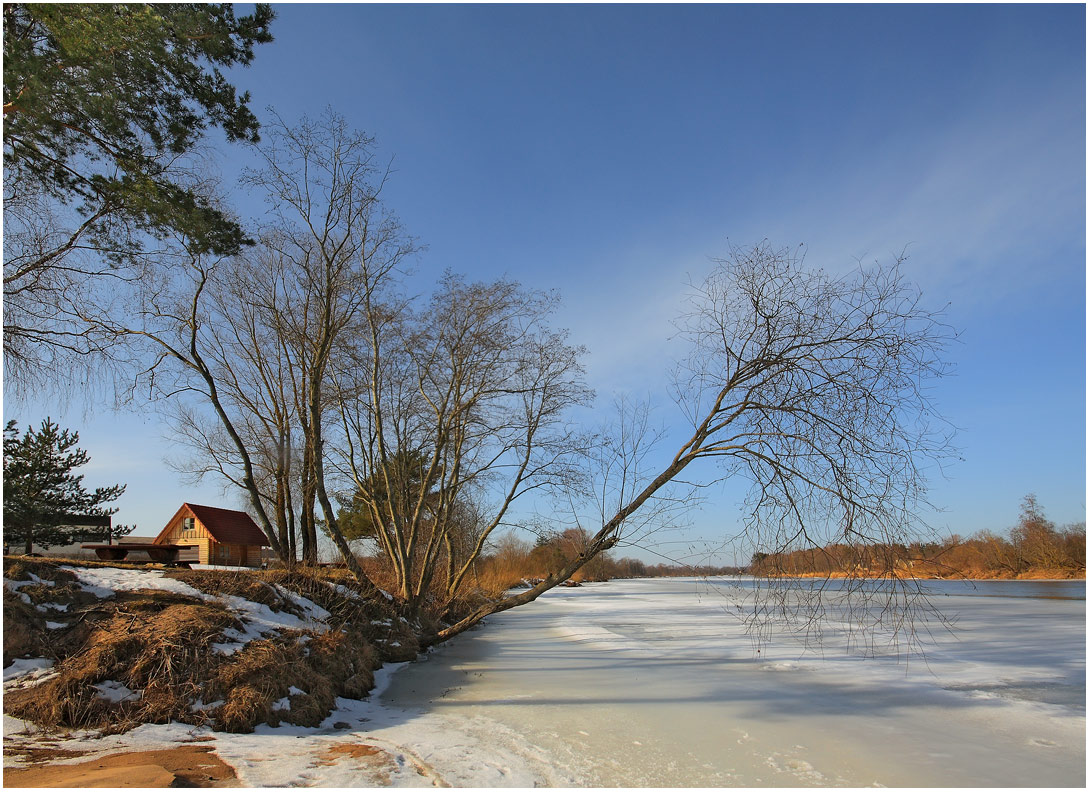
183,517,195,535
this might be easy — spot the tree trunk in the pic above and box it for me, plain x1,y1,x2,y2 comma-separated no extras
432,453,695,644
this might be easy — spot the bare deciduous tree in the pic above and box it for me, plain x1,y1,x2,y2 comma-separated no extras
112,110,415,578
2,174,136,396
240,110,416,571
436,242,954,643
335,273,594,614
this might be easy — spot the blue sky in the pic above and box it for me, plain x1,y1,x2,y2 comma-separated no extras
11,4,1085,563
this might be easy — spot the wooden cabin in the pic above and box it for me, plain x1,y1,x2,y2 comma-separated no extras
154,503,270,567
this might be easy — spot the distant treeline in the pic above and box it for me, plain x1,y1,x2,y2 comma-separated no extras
415,528,743,598
354,495,1082,601
749,495,1085,580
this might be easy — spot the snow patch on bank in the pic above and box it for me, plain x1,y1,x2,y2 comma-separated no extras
93,680,141,703
3,658,54,685
59,565,199,600
57,565,333,652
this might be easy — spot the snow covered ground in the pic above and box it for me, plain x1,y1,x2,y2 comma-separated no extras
4,576,1085,786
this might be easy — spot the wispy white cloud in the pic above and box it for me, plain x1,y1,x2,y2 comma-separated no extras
754,77,1083,303
562,74,1082,400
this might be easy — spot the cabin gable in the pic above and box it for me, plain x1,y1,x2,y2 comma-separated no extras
153,505,210,563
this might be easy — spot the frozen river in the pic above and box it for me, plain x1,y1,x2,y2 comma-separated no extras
379,576,1085,787
7,575,1081,786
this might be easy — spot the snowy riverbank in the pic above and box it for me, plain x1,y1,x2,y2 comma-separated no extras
5,576,1085,786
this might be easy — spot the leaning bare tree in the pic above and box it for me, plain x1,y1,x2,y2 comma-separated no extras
435,242,953,642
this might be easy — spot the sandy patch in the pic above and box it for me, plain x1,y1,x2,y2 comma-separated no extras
3,744,239,788
317,742,385,762
311,741,404,784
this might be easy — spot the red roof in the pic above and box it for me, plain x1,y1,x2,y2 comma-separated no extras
185,503,270,547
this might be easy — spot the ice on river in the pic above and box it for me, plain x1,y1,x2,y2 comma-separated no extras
379,576,1085,787
5,577,1083,786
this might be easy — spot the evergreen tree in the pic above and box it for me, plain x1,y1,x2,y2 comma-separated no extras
3,419,125,554
3,3,275,389
3,3,274,254
336,449,440,543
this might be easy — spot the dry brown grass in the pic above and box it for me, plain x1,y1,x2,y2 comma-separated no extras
266,568,366,619
6,558,78,584
209,626,380,732
3,560,104,665
4,588,52,664
5,597,238,733
212,637,313,731
469,563,528,600
3,557,401,735
356,556,401,595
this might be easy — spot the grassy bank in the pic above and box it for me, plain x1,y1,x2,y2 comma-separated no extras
3,557,430,735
